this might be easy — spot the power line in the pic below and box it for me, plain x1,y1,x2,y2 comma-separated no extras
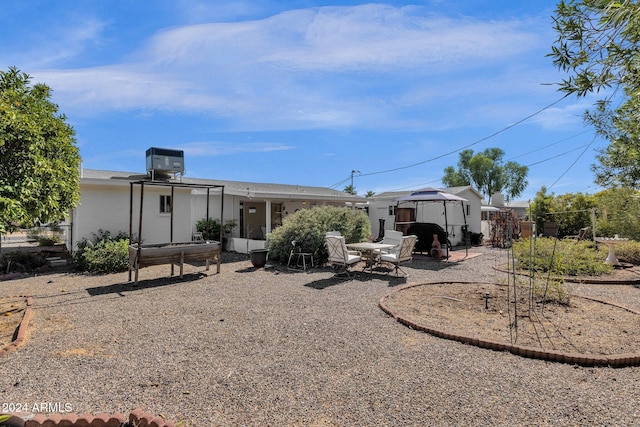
525,143,592,167
356,94,570,178
547,135,597,191
508,129,592,161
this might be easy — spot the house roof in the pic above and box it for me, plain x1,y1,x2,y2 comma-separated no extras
80,169,366,202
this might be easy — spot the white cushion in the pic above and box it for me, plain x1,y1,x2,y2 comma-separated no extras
380,253,398,263
346,254,361,264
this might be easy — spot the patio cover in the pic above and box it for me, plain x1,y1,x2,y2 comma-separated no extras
395,188,469,257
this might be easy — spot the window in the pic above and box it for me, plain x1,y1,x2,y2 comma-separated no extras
160,195,171,213
388,206,396,216
466,204,470,216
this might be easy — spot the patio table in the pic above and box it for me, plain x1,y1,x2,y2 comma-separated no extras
346,242,397,273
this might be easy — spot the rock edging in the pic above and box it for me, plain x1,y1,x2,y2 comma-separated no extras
379,281,640,368
0,296,32,357
6,410,176,426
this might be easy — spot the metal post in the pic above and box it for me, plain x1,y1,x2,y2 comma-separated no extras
170,185,175,243
128,182,134,282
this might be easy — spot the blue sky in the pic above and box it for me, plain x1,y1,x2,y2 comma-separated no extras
1,1,607,201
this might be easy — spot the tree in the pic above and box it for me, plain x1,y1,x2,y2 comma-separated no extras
0,67,81,234
442,148,528,202
594,187,640,239
549,1,640,187
343,184,357,195
530,186,556,234
364,190,375,198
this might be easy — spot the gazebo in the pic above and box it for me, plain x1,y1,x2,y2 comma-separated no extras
395,188,469,258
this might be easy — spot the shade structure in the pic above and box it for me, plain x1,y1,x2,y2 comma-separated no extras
396,187,468,203
395,188,469,257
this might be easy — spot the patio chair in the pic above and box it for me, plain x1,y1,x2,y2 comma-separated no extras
377,230,403,253
379,235,418,277
325,235,362,278
287,240,314,271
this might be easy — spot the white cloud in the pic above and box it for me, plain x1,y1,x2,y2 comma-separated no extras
25,16,107,68
180,141,294,156
31,4,553,132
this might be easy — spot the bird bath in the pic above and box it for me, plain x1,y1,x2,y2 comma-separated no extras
595,236,628,267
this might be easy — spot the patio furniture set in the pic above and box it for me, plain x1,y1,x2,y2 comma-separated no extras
324,230,418,278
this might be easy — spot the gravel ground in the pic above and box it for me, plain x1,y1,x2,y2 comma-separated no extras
1,246,640,426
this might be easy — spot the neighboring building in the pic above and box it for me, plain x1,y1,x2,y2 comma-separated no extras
69,168,365,253
366,186,483,246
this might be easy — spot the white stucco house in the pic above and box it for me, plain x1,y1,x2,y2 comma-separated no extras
68,168,366,254
366,186,483,247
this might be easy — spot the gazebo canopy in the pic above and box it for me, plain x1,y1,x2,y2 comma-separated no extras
396,187,468,203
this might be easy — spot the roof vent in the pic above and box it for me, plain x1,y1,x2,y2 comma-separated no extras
146,147,184,179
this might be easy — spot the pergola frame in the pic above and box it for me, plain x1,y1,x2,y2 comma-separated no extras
128,179,225,281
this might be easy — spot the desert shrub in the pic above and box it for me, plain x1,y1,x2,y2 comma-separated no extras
196,218,221,240
74,229,130,273
0,251,46,273
614,240,640,265
267,206,371,264
513,237,612,276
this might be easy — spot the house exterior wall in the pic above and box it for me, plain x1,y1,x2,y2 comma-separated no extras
71,166,367,255
72,183,199,250
72,183,131,249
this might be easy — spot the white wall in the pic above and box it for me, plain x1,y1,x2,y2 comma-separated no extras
72,183,201,250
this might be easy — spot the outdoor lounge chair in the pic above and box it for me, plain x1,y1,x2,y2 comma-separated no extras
325,235,362,278
379,235,418,277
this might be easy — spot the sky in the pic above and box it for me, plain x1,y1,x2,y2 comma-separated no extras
0,1,609,202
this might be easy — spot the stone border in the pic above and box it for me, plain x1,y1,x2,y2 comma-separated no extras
379,281,640,367
0,296,33,357
5,409,176,426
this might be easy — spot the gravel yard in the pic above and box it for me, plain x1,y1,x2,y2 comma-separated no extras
1,246,640,426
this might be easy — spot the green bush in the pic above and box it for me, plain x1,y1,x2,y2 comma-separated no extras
513,237,612,276
267,206,371,264
74,229,130,273
196,218,221,240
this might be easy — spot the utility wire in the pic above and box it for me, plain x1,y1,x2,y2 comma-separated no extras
547,135,597,191
382,140,593,193
356,94,570,179
508,129,592,161
525,143,591,167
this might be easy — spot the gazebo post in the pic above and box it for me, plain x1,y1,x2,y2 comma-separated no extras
461,201,468,257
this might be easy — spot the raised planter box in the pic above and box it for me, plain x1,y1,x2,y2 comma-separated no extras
128,240,220,284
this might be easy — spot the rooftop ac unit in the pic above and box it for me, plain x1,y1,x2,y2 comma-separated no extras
146,147,184,178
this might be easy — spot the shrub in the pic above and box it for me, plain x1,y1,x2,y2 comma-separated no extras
0,251,46,273
512,237,612,276
196,218,221,240
74,229,130,274
267,206,371,264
